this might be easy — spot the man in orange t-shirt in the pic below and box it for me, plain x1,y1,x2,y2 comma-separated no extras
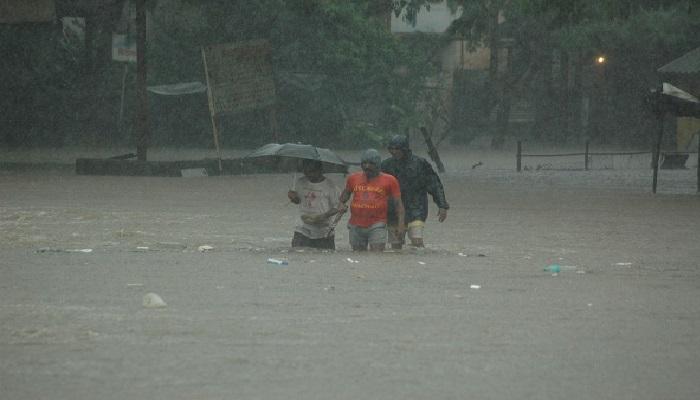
338,149,405,251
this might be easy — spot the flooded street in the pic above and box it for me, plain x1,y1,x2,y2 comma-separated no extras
1,149,699,399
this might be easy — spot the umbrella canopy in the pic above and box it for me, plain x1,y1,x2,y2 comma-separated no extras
242,143,348,174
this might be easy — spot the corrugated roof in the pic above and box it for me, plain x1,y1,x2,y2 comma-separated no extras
658,47,700,75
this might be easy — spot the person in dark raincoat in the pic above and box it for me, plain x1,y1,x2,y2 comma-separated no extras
381,134,449,249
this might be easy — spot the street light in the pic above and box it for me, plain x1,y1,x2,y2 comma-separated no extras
596,55,606,65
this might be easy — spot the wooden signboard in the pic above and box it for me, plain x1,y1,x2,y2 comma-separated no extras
202,39,278,171
0,0,55,23
202,39,276,115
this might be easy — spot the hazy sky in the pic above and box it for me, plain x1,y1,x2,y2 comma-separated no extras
391,1,461,33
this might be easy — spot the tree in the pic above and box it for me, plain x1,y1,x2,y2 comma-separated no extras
399,0,699,146
143,0,443,147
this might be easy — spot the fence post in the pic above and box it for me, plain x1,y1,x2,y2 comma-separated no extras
516,141,522,172
652,115,664,194
584,141,589,171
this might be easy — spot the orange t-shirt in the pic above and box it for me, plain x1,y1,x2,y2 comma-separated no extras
345,172,401,228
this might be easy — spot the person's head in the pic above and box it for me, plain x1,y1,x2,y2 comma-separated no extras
360,148,381,178
387,134,410,160
302,159,323,180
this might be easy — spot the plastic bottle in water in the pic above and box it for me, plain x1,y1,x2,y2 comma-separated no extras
267,258,288,265
544,264,561,273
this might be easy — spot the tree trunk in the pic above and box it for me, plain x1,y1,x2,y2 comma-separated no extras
420,127,445,173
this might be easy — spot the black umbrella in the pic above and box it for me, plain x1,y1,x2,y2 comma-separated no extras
242,143,348,174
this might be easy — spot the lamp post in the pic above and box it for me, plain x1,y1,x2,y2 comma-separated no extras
592,54,607,144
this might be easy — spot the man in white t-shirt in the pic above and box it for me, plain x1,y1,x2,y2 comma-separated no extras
287,160,341,249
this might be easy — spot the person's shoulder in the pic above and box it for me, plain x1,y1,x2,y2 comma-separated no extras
412,154,429,164
414,155,436,169
380,172,399,183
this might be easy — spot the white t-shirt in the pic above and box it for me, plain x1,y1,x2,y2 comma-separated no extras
294,176,340,239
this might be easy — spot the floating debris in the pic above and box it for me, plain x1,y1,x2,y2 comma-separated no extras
155,242,187,250
36,247,93,253
36,247,64,253
68,248,93,253
142,293,167,308
544,264,561,273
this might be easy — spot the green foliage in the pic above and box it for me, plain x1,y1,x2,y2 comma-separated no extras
0,23,87,146
146,0,441,148
438,0,699,145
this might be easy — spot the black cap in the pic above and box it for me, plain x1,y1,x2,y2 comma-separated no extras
387,134,409,151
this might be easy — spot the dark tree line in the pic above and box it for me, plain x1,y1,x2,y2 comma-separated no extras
1,0,698,149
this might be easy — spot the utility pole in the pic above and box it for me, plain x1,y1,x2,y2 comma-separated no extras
135,0,149,161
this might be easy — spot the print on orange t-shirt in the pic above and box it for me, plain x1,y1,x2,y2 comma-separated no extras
345,172,401,228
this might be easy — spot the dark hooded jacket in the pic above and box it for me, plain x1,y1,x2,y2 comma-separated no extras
381,150,449,223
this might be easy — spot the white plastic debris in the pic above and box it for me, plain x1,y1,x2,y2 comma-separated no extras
418,261,426,265
142,293,167,308
457,252,467,257
67,248,93,253
180,168,208,178
614,262,632,266
470,284,481,289
346,257,359,263
126,283,144,287
198,245,214,252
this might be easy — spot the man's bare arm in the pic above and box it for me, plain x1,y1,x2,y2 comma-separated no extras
337,189,351,213
393,196,405,229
